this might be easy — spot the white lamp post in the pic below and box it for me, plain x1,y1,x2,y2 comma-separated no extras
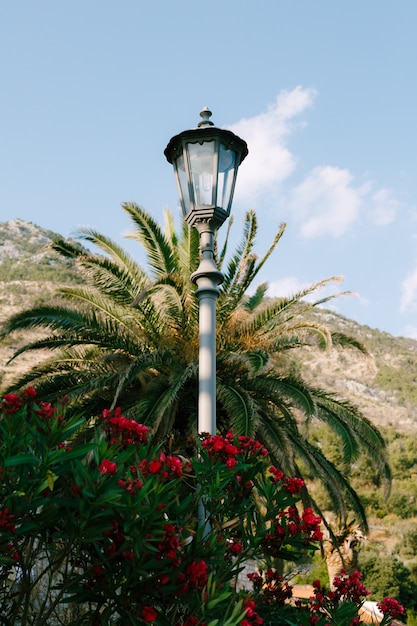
164,108,248,435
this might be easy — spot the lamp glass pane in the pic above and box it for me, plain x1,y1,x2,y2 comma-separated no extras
175,154,191,216
187,140,215,206
217,144,237,211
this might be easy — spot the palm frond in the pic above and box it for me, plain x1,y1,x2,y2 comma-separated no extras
288,434,369,532
314,391,391,489
221,210,258,294
178,219,200,277
122,203,178,278
244,283,268,312
137,361,198,438
216,381,258,437
331,332,370,356
249,221,286,282
50,237,89,260
217,215,234,270
254,372,317,417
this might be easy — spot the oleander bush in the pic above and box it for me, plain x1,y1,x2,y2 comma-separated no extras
0,390,403,625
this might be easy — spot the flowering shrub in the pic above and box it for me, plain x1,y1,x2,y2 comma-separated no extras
0,390,403,625
246,568,405,625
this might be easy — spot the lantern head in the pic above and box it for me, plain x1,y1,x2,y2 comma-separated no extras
164,108,248,229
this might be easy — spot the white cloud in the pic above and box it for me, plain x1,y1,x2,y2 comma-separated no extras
286,166,365,238
368,188,399,225
400,266,417,312
229,89,400,240
268,276,311,298
284,172,399,238
267,274,352,307
228,86,317,205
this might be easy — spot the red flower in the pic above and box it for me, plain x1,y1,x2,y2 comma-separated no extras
181,618,200,626
227,540,243,555
166,455,183,477
185,559,208,590
0,508,16,534
1,393,23,414
148,460,162,474
92,564,104,578
100,407,149,447
242,598,264,624
284,476,305,494
377,597,404,618
35,401,55,419
142,605,157,622
98,459,118,475
269,466,284,483
118,477,144,495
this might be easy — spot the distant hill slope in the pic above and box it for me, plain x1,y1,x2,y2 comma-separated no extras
0,218,83,389
299,310,417,433
1,218,417,434
0,218,80,282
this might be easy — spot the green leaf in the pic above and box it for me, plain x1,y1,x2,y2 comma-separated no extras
4,453,40,467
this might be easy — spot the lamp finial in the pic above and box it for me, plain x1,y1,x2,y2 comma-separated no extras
198,107,214,128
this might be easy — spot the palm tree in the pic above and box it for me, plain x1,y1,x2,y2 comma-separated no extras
0,203,391,529
323,520,366,587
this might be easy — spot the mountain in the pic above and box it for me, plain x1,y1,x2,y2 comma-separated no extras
1,218,417,434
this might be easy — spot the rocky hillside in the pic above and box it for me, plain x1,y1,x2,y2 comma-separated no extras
300,311,417,434
0,219,82,389
1,218,417,435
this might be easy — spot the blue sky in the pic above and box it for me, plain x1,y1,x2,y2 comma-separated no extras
1,1,417,338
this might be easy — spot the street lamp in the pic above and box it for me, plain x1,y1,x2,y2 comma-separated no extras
164,108,248,435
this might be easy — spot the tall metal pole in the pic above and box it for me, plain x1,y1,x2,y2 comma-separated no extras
164,108,248,437
191,224,223,435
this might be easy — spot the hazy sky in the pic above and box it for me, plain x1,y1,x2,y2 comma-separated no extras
1,1,417,338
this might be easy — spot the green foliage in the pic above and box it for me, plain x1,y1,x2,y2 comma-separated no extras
0,255,82,284
291,550,330,587
394,521,417,561
388,433,417,473
360,551,417,609
375,362,417,405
